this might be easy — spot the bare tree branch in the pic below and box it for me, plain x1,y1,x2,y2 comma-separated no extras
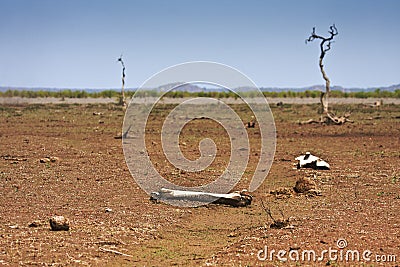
306,24,338,59
260,200,292,229
306,24,338,114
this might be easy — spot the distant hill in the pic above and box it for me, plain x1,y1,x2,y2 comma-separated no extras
259,84,400,93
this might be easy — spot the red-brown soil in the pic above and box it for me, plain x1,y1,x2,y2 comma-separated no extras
0,101,399,266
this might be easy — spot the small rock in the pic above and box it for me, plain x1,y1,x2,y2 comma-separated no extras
49,156,60,162
49,215,70,231
9,224,19,229
28,220,41,227
270,218,291,229
228,232,237,237
40,156,60,163
270,187,293,199
105,208,113,213
294,176,317,193
246,121,256,128
40,158,51,163
306,189,322,196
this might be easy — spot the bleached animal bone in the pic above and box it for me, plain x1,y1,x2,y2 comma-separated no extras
295,152,330,170
150,188,252,207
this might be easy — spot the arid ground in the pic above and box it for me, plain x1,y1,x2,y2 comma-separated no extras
0,99,399,266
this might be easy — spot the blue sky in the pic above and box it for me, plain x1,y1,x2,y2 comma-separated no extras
0,0,399,89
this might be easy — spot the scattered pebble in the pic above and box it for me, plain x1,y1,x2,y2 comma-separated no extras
293,177,322,196
8,224,19,229
49,215,70,231
294,176,317,193
40,157,50,163
228,232,237,237
28,220,41,228
39,156,60,163
270,187,293,199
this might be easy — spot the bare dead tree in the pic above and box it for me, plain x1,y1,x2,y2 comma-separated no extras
117,55,126,107
303,25,352,125
306,24,338,115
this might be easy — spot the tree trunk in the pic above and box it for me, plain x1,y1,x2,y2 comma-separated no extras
119,74,126,107
319,57,330,114
117,56,126,107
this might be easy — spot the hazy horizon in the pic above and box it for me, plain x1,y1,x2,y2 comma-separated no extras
1,83,399,92
1,1,399,89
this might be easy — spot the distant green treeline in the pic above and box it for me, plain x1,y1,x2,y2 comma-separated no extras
0,88,399,99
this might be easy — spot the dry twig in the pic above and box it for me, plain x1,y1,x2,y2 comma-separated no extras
260,200,291,229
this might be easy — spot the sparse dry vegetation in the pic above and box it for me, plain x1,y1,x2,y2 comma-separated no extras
1,88,399,99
